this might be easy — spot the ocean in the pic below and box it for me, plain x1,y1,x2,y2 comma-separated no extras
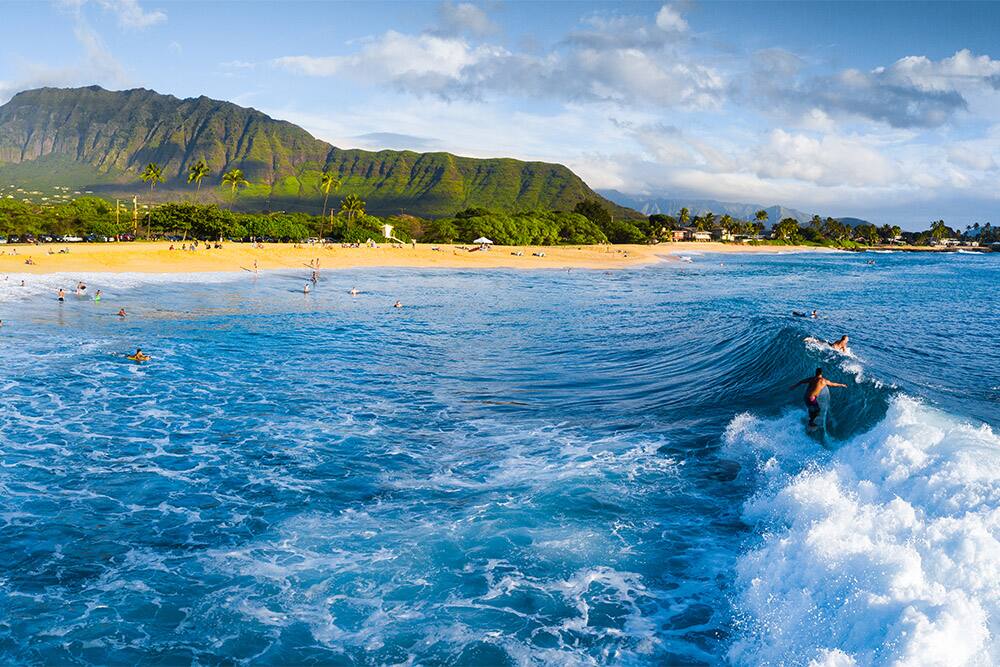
0,251,997,665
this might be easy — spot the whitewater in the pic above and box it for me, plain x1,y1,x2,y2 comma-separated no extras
0,251,997,665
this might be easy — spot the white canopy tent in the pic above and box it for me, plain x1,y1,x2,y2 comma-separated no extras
473,237,494,246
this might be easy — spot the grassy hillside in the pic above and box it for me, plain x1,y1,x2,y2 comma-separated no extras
0,86,637,218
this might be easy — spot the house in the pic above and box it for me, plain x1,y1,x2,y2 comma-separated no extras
671,229,691,242
692,230,712,242
711,228,735,241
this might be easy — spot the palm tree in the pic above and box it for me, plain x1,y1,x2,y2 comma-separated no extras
319,171,342,240
340,193,365,222
187,160,211,202
320,171,342,220
140,163,164,194
222,168,250,208
678,207,690,227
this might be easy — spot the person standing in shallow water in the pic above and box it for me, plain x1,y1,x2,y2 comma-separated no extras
790,368,847,427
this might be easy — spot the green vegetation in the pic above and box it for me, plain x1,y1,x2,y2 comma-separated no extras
1,192,996,249
0,86,635,219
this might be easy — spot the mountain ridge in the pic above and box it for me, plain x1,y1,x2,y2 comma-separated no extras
598,189,870,227
0,86,635,218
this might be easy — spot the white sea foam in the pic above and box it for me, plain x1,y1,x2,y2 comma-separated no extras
727,395,1000,666
0,271,246,304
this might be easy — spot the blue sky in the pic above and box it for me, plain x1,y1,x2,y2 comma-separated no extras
3,1,1000,227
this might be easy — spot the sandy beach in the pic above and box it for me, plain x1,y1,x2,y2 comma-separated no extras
0,241,834,274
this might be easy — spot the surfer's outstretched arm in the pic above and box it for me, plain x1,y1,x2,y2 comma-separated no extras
826,380,848,388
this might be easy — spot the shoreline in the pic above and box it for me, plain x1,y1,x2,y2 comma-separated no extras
0,241,839,275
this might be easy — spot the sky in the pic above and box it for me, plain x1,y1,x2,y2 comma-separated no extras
2,1,1000,228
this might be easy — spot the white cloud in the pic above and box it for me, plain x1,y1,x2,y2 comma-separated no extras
274,4,721,109
96,0,165,29
438,1,496,37
754,129,896,187
655,5,688,32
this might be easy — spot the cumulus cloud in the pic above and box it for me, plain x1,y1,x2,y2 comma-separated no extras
275,4,722,108
746,49,1000,128
437,1,496,37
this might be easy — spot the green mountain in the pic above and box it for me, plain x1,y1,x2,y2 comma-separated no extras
0,86,631,218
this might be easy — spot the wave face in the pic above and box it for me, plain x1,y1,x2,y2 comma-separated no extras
0,252,997,664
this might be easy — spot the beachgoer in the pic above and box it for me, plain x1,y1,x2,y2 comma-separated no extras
128,348,150,362
303,284,311,294
57,288,65,302
19,280,25,287
393,300,403,308
830,335,849,352
311,270,319,284
94,289,102,302
811,309,818,318
118,308,126,318
790,368,847,427
350,287,359,296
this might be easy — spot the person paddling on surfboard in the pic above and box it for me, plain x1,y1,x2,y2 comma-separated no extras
127,348,150,362
790,368,847,427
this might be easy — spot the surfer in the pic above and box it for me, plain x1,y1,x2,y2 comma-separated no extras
830,335,849,352
393,300,403,308
127,348,150,362
790,368,847,428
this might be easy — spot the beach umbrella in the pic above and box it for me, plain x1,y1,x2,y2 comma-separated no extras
473,237,494,245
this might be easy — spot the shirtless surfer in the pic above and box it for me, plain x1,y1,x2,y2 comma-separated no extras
790,368,847,427
830,335,849,352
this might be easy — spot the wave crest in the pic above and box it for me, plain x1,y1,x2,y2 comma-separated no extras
728,395,1000,665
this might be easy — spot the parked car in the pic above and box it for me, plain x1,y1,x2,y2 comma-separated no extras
40,235,55,243
0,236,7,244
62,236,84,242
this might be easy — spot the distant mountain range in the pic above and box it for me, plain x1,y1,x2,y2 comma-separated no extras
0,86,634,218
599,190,869,227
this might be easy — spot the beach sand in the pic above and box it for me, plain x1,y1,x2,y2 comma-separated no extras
0,241,831,274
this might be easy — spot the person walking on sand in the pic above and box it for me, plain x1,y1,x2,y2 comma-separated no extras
790,368,847,428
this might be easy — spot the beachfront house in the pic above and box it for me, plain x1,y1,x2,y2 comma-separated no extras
692,230,712,242
711,228,735,241
671,229,691,241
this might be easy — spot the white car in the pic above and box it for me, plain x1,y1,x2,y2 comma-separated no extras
62,236,84,242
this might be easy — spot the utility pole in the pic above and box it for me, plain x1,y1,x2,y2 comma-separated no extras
132,195,138,235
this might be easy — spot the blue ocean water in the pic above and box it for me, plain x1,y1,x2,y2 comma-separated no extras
0,251,997,665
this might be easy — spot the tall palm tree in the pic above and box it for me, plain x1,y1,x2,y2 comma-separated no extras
340,193,365,222
320,171,342,220
222,168,250,208
187,160,211,202
319,171,342,240
140,163,164,194
678,207,690,227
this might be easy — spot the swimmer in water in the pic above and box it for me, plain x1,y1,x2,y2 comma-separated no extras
57,288,65,302
128,348,150,362
76,281,86,295
118,308,126,318
303,283,311,294
393,300,403,308
94,289,102,301
350,287,360,296
790,368,847,427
